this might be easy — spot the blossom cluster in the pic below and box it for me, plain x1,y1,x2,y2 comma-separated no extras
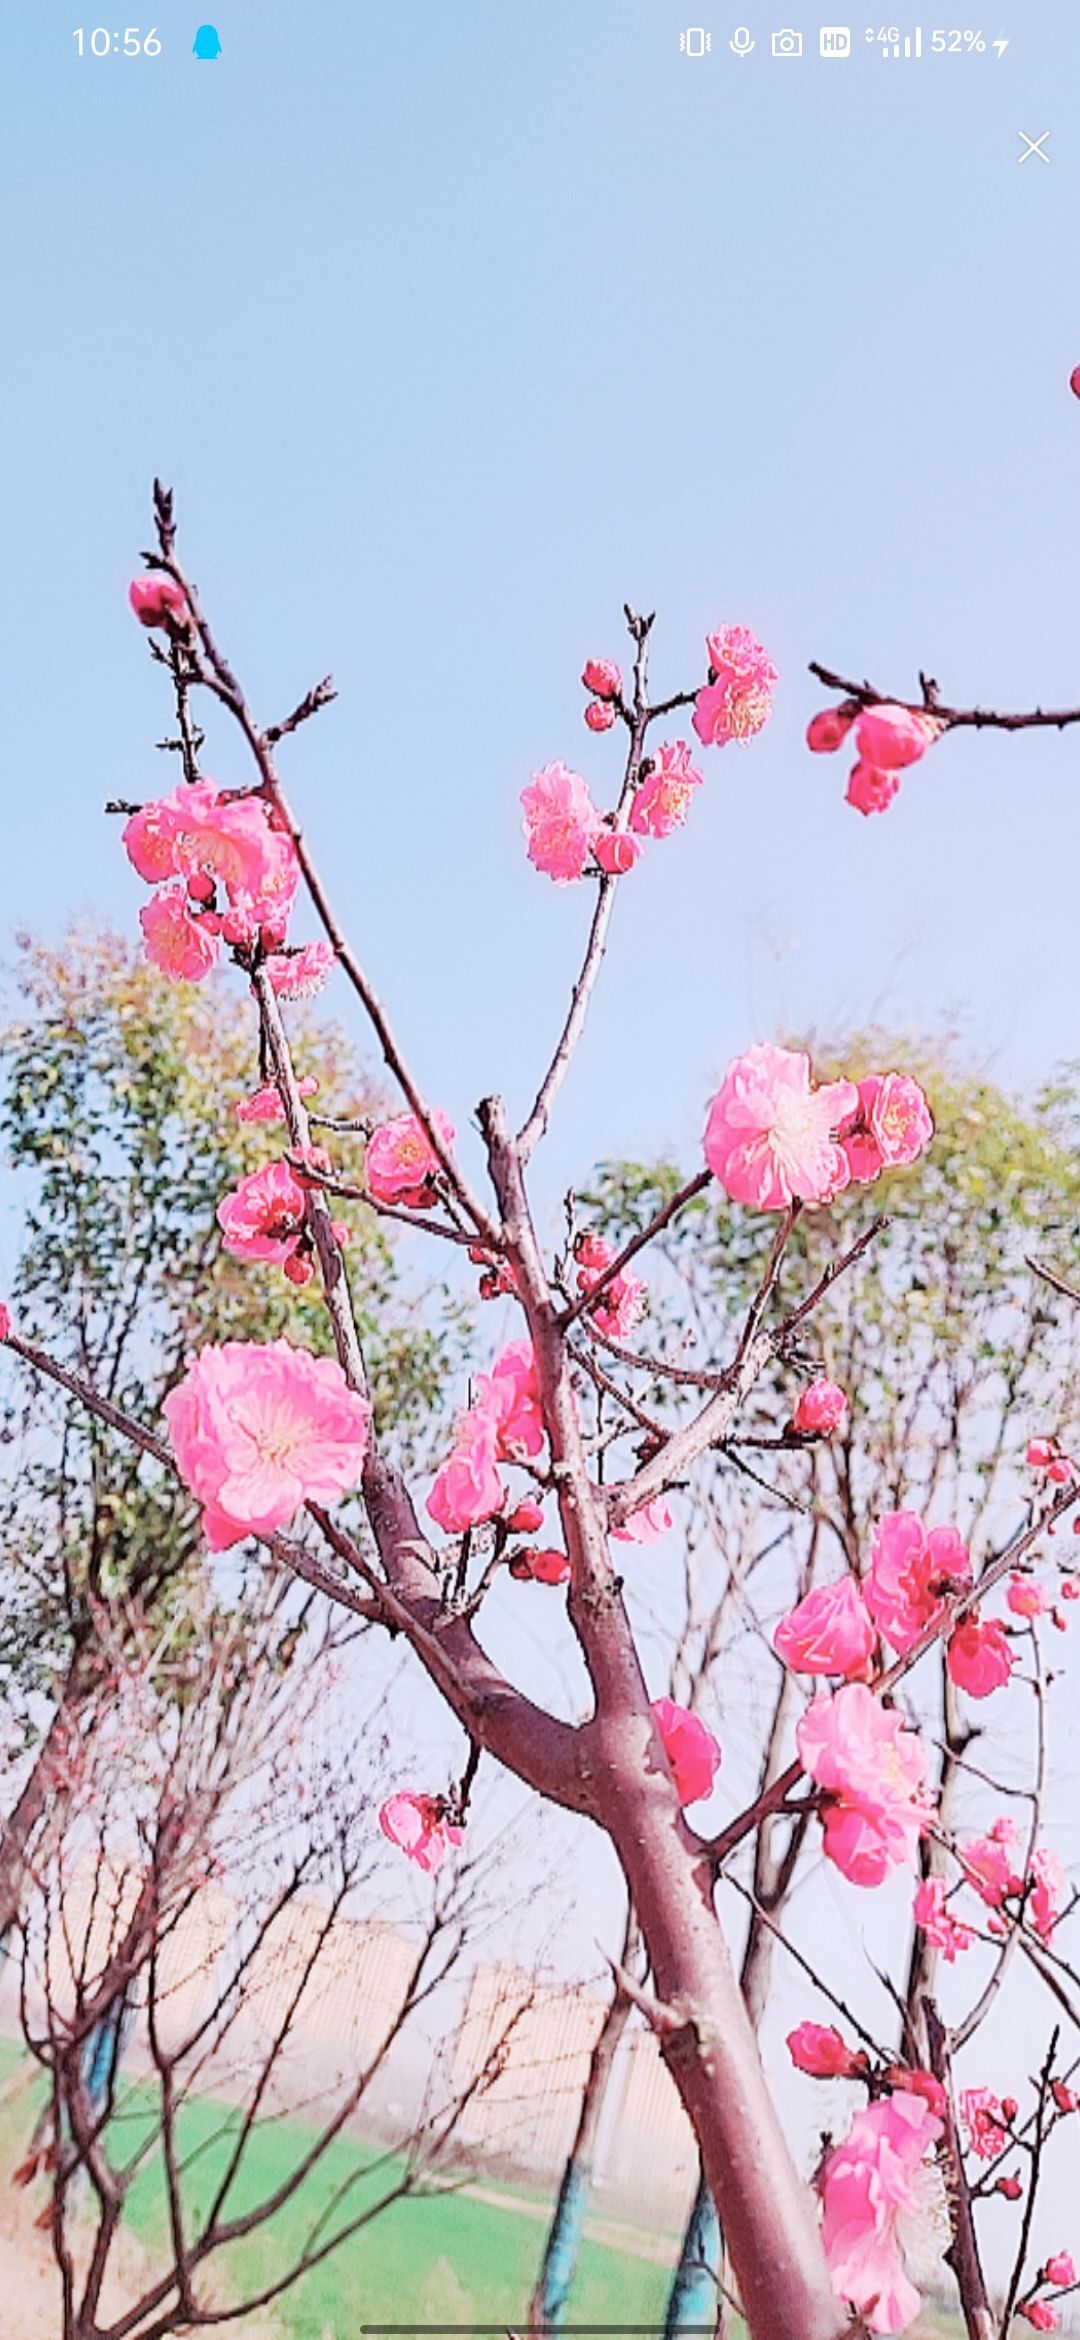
427,1340,548,1536
522,628,777,885
216,1155,351,1287
702,1044,933,1212
808,699,942,818
789,2012,1079,2335
123,778,300,982
573,1230,647,1342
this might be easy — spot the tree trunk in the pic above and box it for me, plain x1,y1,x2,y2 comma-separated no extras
662,1662,804,2340
0,1657,84,1943
903,1659,966,2064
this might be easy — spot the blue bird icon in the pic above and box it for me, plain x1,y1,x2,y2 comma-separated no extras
193,23,222,58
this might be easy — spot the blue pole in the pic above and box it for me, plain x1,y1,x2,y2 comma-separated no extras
663,2166,721,2340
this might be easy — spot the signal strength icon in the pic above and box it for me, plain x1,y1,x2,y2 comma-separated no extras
882,25,923,54
680,26,712,53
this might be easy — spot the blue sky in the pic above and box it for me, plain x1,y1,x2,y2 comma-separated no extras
3,0,1079,1243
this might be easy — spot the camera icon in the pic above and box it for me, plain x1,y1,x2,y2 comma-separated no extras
771,27,804,55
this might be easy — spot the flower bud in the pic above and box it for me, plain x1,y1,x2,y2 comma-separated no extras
507,1498,545,1534
129,574,189,630
581,658,621,700
594,828,642,876
806,707,854,754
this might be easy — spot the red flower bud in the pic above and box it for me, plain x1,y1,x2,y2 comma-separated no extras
129,574,189,630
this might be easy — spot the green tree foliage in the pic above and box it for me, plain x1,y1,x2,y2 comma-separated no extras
583,1030,1080,1548
0,926,467,1713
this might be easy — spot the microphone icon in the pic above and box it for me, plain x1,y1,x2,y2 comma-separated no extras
730,25,755,53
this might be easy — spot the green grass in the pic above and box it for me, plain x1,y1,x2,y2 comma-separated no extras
0,2039,672,2337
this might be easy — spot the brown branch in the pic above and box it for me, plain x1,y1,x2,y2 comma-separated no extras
924,2003,996,2340
810,659,1080,736
142,491,498,1248
516,607,654,1162
1000,2029,1060,2334
559,1170,713,1329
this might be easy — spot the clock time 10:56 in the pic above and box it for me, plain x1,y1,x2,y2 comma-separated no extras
73,27,162,54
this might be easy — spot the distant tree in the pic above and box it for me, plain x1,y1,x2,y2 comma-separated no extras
0,928,467,1935
13,1595,517,2340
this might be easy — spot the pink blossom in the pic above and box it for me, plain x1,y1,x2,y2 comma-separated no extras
129,573,189,629
786,2022,866,2079
960,1819,1024,1909
593,826,642,874
820,2091,942,2335
236,1077,318,1123
426,1408,506,1534
997,2174,1024,2200
855,704,938,772
1052,2081,1079,2115
574,1231,647,1340
629,742,705,838
883,2067,947,2123
839,1074,935,1186
1044,2254,1077,2289
693,627,778,746
217,1160,309,1264
651,1697,721,1805
265,941,336,999
507,1497,545,1534
584,699,617,732
1029,1847,1068,1942
124,780,298,917
378,1792,463,1875
365,1111,457,1210
792,1378,848,1436
476,1340,546,1460
1007,1574,1052,1619
1019,2304,1060,2332
509,1547,572,1586
961,2088,1009,2160
581,658,622,700
521,763,601,883
912,1877,974,1960
845,762,901,817
864,1510,971,1656
140,886,220,983
0,1304,10,1342
612,1498,673,1545
807,707,855,754
947,1615,1015,1699
702,1044,858,1212
797,1683,928,1887
774,1577,876,1680
164,1338,371,1550
1027,1437,1075,1483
